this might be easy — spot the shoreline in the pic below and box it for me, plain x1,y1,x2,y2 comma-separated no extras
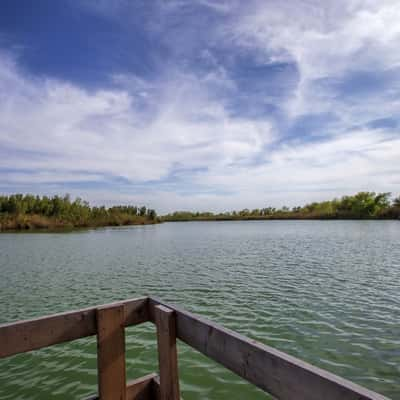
161,216,400,222
1,192,399,232
2,217,399,233
0,218,161,233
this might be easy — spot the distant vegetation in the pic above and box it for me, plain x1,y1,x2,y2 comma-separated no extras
163,192,400,221
0,194,158,231
1,192,399,231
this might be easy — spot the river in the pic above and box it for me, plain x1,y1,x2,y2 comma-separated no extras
0,221,399,399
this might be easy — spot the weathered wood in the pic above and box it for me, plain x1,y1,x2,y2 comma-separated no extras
126,373,157,400
0,297,148,358
0,295,390,400
151,376,184,400
155,305,180,400
151,375,161,400
148,297,388,400
83,373,158,400
97,304,126,400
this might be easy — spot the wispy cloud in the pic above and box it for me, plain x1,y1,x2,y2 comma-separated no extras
0,51,273,202
230,0,400,119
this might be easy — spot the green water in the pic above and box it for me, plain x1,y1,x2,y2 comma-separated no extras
0,221,399,399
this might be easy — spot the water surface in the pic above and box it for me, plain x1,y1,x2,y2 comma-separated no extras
0,221,399,399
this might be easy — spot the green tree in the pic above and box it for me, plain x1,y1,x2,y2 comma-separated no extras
148,209,157,220
139,206,147,216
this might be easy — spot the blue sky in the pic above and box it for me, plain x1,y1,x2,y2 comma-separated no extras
0,0,399,212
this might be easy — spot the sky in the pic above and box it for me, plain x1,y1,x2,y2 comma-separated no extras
0,0,399,213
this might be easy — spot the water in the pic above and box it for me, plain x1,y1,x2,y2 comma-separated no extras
0,220,399,399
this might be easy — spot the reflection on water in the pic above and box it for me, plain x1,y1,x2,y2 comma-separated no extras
0,221,399,399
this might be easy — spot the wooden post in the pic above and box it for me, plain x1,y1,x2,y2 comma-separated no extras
149,297,388,400
155,305,180,400
97,304,126,400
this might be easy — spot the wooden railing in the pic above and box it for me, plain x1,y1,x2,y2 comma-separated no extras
0,296,389,400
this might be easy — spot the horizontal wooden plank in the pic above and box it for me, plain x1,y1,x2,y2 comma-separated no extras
0,297,148,358
127,373,158,400
83,373,158,400
152,375,184,400
148,297,388,400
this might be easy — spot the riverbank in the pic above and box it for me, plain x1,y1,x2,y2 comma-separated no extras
161,215,400,222
162,192,400,221
0,214,160,231
1,191,400,231
0,194,159,231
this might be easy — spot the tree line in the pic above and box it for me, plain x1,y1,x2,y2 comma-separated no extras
1,192,399,230
0,194,158,230
163,192,400,221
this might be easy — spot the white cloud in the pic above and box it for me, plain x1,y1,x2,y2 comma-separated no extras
199,129,400,192
230,0,400,118
0,51,273,196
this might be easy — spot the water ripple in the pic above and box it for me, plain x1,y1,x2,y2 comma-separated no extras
0,221,399,399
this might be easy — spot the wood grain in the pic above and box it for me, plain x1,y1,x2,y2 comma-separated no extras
155,305,180,400
0,297,148,358
97,304,126,400
149,297,388,400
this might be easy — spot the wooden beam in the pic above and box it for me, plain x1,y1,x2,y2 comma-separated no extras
83,373,158,400
151,376,161,400
155,305,180,400
0,295,389,400
97,304,126,400
151,375,185,400
0,297,148,358
148,297,388,400
126,373,157,400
